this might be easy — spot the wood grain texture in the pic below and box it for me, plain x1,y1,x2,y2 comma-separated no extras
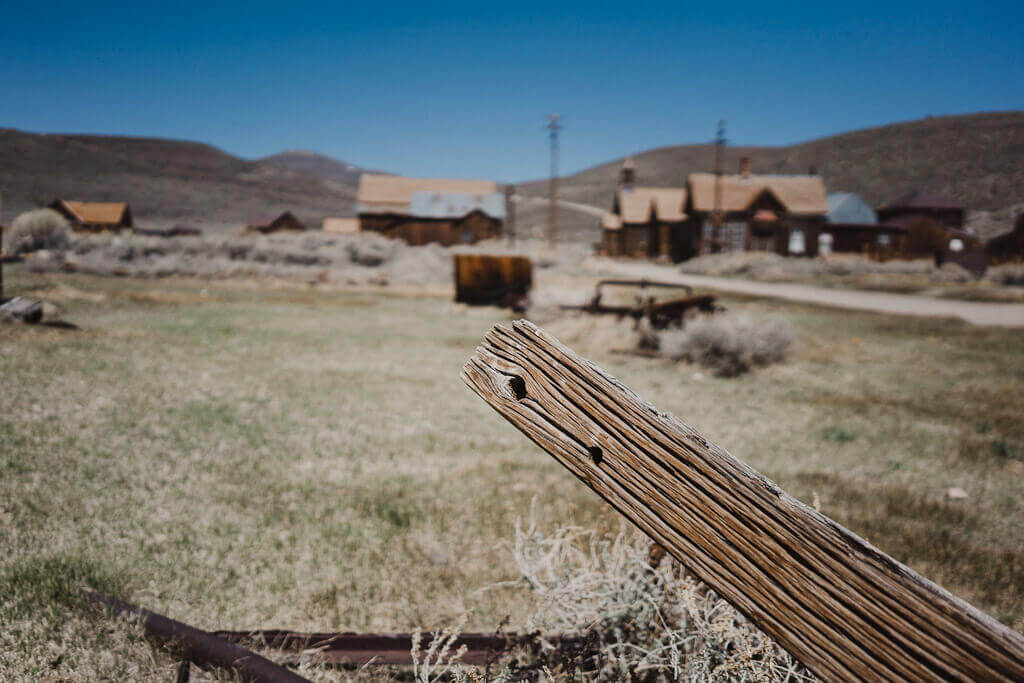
461,320,1024,681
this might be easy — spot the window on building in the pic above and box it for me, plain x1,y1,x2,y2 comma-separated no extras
819,233,833,255
878,232,890,246
728,222,746,252
788,229,806,255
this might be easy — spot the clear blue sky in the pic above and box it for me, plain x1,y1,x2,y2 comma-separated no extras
2,1,1022,182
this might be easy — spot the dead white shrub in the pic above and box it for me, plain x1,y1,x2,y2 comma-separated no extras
498,518,813,681
660,315,793,377
7,209,70,256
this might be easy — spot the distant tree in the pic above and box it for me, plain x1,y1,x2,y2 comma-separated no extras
7,209,71,256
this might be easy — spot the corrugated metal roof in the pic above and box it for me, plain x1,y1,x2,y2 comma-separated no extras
688,173,828,215
408,191,506,219
827,192,877,224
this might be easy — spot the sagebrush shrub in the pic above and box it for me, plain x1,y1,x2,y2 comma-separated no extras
660,315,793,377
493,519,814,681
6,209,70,256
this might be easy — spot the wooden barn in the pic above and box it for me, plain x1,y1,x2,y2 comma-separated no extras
356,174,504,246
246,212,305,234
684,160,828,258
50,200,132,232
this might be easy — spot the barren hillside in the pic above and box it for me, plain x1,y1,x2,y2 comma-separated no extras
0,130,362,230
516,111,1024,243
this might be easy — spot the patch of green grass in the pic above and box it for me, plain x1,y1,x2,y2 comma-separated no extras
0,554,125,621
1,266,1022,678
823,426,857,443
991,439,1024,462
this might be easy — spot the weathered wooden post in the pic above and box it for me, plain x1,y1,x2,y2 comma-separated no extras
462,320,1024,681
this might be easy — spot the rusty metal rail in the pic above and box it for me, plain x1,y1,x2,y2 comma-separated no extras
213,629,542,667
85,592,308,682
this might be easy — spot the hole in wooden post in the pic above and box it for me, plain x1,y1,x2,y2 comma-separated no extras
508,376,527,401
588,446,603,465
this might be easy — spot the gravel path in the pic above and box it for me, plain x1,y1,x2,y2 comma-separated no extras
605,260,1024,327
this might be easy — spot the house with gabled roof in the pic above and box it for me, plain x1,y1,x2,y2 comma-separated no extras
356,174,504,246
600,159,691,260
246,211,305,234
685,159,829,257
50,200,132,232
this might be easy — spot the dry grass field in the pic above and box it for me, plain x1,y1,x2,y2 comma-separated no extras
1,265,1023,680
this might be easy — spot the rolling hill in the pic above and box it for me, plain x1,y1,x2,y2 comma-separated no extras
256,149,390,189
2,111,1020,240
515,111,1024,242
0,130,364,230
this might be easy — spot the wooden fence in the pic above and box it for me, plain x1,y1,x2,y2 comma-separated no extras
462,320,1024,681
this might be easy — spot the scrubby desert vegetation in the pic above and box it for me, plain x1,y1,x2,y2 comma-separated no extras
678,252,1024,300
1,265,1022,680
6,208,70,256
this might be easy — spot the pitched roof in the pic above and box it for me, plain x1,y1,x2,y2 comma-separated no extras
880,191,963,211
357,174,498,214
688,173,828,215
247,211,304,230
55,200,129,224
322,217,360,234
601,212,622,230
615,187,687,223
827,192,877,224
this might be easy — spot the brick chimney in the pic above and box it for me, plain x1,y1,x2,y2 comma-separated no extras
740,156,752,179
619,157,636,190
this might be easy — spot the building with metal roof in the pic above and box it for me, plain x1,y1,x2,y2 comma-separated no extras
356,174,504,246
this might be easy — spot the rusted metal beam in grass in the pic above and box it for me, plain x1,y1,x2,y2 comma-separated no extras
213,629,537,667
84,592,308,683
461,320,1024,681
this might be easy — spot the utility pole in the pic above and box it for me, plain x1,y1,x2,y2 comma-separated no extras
504,184,516,248
711,120,727,254
547,114,561,250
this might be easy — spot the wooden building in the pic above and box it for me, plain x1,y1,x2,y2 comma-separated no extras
877,191,965,232
875,192,972,258
246,212,305,234
599,159,690,261
356,174,504,246
822,192,907,255
50,200,132,232
986,213,1024,264
322,217,359,234
684,160,829,258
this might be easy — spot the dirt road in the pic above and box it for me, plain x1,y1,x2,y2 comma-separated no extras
604,260,1024,327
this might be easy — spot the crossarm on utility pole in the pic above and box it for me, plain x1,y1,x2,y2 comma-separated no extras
461,320,1024,681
